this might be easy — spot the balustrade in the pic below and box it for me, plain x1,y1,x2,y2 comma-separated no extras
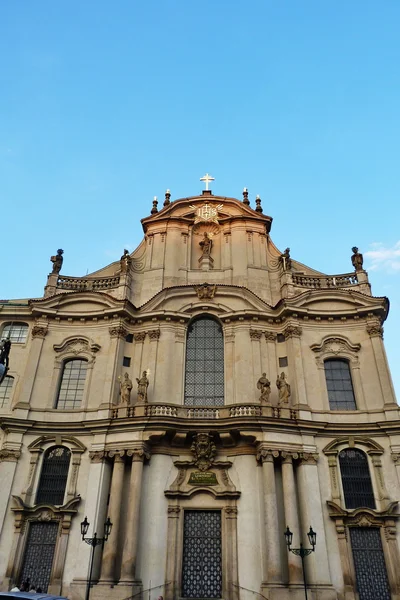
57,275,120,291
292,272,358,289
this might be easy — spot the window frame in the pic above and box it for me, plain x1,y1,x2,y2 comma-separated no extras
0,374,15,409
339,447,376,509
1,322,29,344
35,445,72,506
324,358,357,411
55,358,88,410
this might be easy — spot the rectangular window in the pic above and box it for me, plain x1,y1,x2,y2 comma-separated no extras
182,510,222,599
125,334,134,343
350,528,391,600
279,356,288,367
123,356,131,367
0,376,13,408
324,359,357,410
277,334,285,343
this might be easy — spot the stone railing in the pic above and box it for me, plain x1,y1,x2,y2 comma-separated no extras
57,275,120,291
111,403,298,421
291,272,358,289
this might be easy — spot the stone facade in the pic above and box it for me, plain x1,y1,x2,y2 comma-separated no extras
0,188,399,600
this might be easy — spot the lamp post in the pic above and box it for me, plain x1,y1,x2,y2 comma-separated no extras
81,516,112,600
284,526,317,600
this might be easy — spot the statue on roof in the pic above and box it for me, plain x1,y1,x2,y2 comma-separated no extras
50,249,64,274
351,247,364,272
199,232,213,257
280,248,292,271
120,249,132,273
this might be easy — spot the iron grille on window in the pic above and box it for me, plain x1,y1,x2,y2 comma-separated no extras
36,446,71,505
182,510,222,598
2,322,29,343
324,359,357,410
184,317,224,406
350,527,391,600
56,359,87,409
339,449,376,509
20,521,59,592
0,375,14,408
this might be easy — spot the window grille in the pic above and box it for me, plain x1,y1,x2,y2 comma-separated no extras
2,322,29,343
20,521,59,592
339,448,376,509
56,359,87,409
350,527,391,600
36,446,71,505
324,359,356,410
0,375,13,408
184,317,224,406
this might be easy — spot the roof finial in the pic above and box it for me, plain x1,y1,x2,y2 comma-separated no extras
255,194,263,213
243,187,250,205
151,196,158,214
164,189,171,206
200,173,215,191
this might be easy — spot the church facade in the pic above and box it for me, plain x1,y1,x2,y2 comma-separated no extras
0,184,399,600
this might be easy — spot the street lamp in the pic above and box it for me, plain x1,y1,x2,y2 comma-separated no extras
284,526,316,600
80,516,113,600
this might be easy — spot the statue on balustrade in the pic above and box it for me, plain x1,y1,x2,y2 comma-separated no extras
276,372,291,404
257,373,271,403
351,247,364,271
120,249,132,273
0,336,11,385
280,247,292,271
199,232,213,257
136,371,149,403
50,249,64,274
118,372,133,405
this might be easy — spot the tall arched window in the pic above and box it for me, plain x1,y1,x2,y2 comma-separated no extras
324,359,356,410
36,446,71,505
0,375,14,408
339,448,376,509
2,322,29,343
184,317,224,406
56,359,88,409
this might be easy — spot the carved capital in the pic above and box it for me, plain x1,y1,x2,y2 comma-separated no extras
366,324,384,338
225,506,238,518
147,329,161,340
256,448,279,464
264,331,277,342
134,332,146,342
298,452,319,465
0,449,21,462
283,324,302,338
32,325,48,338
89,451,106,463
126,447,151,462
168,506,181,516
391,453,400,464
249,329,263,340
109,325,128,339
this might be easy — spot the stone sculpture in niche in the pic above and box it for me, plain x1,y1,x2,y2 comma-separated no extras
50,249,64,274
276,372,291,404
257,373,271,403
118,372,133,405
199,232,213,257
136,371,149,403
191,433,217,471
351,247,364,271
120,249,132,273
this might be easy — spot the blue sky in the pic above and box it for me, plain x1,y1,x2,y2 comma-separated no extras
1,1,399,396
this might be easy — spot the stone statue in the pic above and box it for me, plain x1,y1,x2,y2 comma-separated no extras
50,249,64,274
199,232,212,257
280,248,292,271
257,373,271,403
276,372,291,404
136,371,149,403
120,249,132,273
351,247,364,272
0,336,11,385
118,372,133,405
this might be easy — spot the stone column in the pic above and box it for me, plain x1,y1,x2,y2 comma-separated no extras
223,324,235,404
367,323,397,406
120,447,149,582
296,454,332,587
101,324,128,407
100,453,126,581
250,330,262,401
225,506,239,600
284,324,307,407
257,448,281,583
281,452,302,584
165,506,181,600
16,324,48,408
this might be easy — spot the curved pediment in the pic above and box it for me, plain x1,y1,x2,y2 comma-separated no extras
285,289,389,318
138,284,273,316
30,291,124,317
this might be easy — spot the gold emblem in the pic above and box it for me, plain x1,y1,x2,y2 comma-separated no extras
189,202,223,224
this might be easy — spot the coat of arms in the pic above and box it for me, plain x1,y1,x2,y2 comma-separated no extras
189,203,223,224
191,433,217,471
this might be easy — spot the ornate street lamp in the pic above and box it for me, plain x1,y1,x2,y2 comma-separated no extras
81,516,113,600
284,526,317,600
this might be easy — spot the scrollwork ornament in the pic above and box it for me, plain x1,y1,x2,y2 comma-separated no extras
366,324,384,338
89,451,106,463
191,433,217,471
264,331,277,342
249,329,263,340
31,326,48,338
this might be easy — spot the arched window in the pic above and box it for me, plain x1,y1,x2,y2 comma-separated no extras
36,446,71,505
324,359,356,410
0,375,13,408
56,359,88,409
184,317,224,406
2,322,29,343
339,448,376,509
